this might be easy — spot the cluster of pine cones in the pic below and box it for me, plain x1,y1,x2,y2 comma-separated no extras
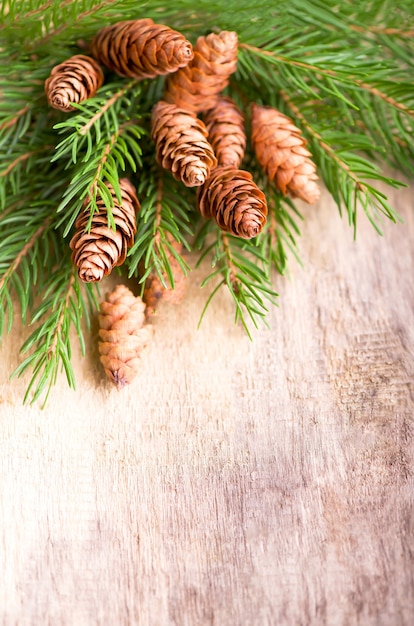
44,18,320,389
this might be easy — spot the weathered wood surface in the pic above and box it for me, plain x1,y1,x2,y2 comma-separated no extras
0,182,413,626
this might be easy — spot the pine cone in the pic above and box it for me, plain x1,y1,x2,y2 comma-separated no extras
164,31,238,113
91,19,193,79
197,166,268,239
203,96,246,168
45,54,104,112
151,100,217,187
143,239,187,314
98,284,153,389
70,178,139,282
250,103,320,205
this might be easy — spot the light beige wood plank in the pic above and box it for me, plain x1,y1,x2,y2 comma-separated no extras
0,181,413,625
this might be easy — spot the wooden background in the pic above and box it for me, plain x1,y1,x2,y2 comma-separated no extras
0,179,413,625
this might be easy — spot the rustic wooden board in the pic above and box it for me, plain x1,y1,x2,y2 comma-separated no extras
0,181,413,625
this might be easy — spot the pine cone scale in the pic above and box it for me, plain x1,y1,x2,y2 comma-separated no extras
164,31,238,113
251,103,320,205
91,19,193,80
45,54,104,112
98,285,152,388
151,101,217,187
70,178,139,282
197,166,267,239
203,96,246,168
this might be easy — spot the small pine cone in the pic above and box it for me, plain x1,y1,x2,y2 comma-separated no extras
251,103,320,205
98,284,153,389
164,31,238,113
91,19,193,79
143,240,187,314
203,96,246,168
70,179,139,282
45,54,104,112
197,166,268,239
151,100,217,187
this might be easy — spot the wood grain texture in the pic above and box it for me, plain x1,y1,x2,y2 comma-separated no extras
0,181,413,626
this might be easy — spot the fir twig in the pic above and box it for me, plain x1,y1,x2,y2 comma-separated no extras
197,228,278,337
12,267,96,406
278,90,404,233
128,167,192,289
239,44,414,117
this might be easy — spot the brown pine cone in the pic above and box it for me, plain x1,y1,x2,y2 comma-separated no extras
143,239,187,314
98,284,153,389
164,31,238,113
151,100,217,187
70,178,139,282
197,166,268,239
250,103,320,205
203,96,246,168
45,54,104,112
91,19,193,79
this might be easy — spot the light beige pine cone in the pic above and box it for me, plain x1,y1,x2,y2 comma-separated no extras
91,19,193,79
98,284,153,389
250,103,320,204
197,165,268,239
203,96,246,168
45,54,104,112
151,100,217,187
70,178,139,282
164,31,238,113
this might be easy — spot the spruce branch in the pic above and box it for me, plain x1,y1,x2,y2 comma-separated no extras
56,120,144,236
51,81,144,235
0,219,51,335
128,167,192,289
239,44,414,118
0,203,58,336
78,84,133,137
256,192,304,276
12,265,96,406
278,90,404,233
52,79,141,164
350,25,414,38
0,104,31,134
197,228,278,337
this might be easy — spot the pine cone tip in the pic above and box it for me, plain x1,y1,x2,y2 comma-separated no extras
91,19,194,79
98,284,152,388
45,54,104,112
198,166,267,239
151,100,217,187
108,366,133,390
251,103,320,205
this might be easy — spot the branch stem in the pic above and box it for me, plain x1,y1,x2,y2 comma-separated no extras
221,233,238,285
279,89,367,192
350,24,414,38
0,105,30,132
48,272,75,358
241,43,414,118
79,82,135,136
153,173,164,248
33,0,118,44
1,146,53,178
88,121,135,198
0,221,50,292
